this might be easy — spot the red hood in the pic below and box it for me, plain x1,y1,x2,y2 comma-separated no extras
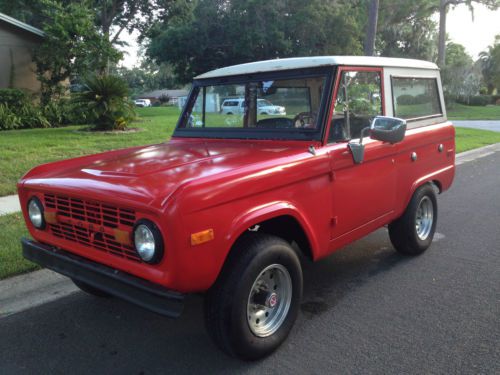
20,138,316,211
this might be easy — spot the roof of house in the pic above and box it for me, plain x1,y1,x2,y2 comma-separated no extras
0,12,44,38
139,89,189,99
195,56,439,79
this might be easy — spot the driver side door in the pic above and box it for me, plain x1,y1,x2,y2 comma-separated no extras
326,67,398,245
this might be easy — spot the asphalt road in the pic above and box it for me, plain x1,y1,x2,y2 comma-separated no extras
1,152,499,375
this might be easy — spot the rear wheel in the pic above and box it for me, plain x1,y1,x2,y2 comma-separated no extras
389,183,437,255
72,279,111,298
204,233,302,360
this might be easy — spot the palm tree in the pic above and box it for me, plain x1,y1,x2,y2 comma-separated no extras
479,36,500,95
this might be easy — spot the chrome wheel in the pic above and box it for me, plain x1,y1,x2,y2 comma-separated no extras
247,264,292,337
415,196,433,241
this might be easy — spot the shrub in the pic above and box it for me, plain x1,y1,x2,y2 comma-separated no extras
0,103,51,130
397,94,429,106
18,103,51,128
158,93,171,105
42,99,87,127
71,75,135,130
456,95,492,106
0,104,21,130
0,88,30,110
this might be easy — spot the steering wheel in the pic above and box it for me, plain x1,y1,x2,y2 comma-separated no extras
293,112,316,128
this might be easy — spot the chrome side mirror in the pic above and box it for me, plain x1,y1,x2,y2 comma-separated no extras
370,116,406,144
347,116,406,165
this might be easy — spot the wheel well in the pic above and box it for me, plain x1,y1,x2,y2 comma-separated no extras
250,215,313,261
431,179,442,193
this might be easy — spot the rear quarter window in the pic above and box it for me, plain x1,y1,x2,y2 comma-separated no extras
392,77,442,120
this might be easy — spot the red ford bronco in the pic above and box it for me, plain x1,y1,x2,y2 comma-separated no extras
20,56,455,360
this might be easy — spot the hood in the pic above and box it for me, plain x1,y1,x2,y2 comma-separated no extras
21,138,312,210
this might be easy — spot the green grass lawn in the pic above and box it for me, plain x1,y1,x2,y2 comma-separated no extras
455,127,500,153
0,213,37,280
0,106,181,196
447,103,500,120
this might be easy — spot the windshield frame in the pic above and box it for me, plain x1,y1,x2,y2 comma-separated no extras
173,66,335,141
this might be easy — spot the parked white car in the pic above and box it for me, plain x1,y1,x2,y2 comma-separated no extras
221,98,286,115
134,99,152,107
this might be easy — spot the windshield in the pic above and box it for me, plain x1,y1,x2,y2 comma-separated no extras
175,70,331,141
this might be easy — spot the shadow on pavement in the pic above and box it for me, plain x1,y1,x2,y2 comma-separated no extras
0,229,410,374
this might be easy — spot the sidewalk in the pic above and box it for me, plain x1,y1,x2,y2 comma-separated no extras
0,194,20,215
453,120,500,132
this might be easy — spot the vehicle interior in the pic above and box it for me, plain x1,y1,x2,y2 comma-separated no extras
329,70,382,142
184,75,327,130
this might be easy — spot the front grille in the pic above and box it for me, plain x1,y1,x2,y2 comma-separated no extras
44,194,135,228
43,194,141,262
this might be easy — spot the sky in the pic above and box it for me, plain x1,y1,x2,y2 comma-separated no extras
119,3,500,68
446,3,500,58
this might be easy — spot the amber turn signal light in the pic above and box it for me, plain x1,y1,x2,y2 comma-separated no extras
114,229,132,246
44,211,58,225
191,229,214,246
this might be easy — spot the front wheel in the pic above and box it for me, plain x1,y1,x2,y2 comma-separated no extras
204,233,302,360
389,183,437,255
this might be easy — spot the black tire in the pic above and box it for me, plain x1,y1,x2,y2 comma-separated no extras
204,233,303,360
72,279,112,298
389,183,438,255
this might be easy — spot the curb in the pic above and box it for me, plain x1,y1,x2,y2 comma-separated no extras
455,142,500,166
0,269,78,318
0,141,499,318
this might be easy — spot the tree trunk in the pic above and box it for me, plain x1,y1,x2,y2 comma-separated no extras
437,0,448,67
364,0,379,56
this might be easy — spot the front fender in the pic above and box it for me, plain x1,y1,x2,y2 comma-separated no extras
226,201,321,259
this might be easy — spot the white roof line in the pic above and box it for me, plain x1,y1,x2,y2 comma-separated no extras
0,12,44,38
195,56,439,79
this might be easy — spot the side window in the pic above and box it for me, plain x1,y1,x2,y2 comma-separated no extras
392,77,442,120
329,70,382,142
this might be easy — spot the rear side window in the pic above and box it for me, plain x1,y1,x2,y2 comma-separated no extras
223,101,239,107
392,77,442,120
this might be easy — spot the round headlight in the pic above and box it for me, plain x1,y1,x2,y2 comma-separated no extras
133,220,164,264
28,197,45,229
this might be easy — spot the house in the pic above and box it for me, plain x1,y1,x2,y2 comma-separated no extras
0,13,44,93
138,89,189,105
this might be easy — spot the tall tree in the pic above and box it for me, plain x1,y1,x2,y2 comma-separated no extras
437,0,499,67
377,0,438,60
147,0,365,82
441,42,477,98
364,0,379,56
33,0,120,105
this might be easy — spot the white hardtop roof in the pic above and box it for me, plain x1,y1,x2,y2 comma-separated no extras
195,56,438,79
